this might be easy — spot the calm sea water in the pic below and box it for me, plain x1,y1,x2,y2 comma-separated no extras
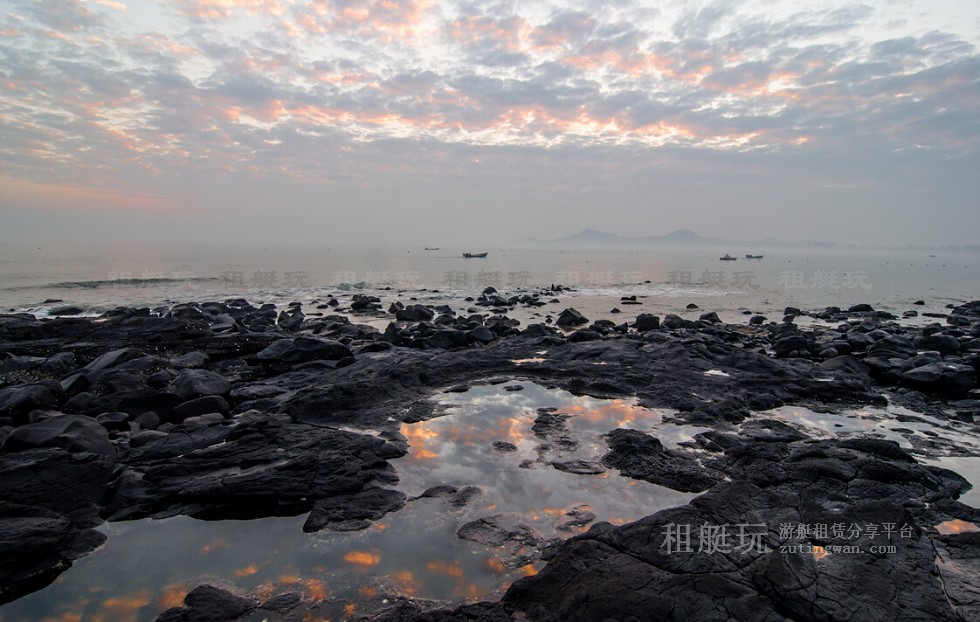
0,242,976,325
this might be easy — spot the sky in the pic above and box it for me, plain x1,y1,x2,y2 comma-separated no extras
1,0,978,247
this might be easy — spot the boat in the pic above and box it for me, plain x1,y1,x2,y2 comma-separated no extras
745,254,764,259
424,247,439,250
720,254,737,261
463,252,488,258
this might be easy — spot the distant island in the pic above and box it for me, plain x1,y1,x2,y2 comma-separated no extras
517,228,836,248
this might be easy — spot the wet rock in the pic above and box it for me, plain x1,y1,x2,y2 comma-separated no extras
457,514,544,549
634,313,661,331
1,414,115,456
902,362,976,395
0,383,63,425
303,488,407,532
551,460,606,475
492,441,518,452
156,584,257,622
256,337,352,365
167,369,231,401
171,395,229,422
556,308,588,328
914,333,961,356
602,428,724,492
0,502,107,605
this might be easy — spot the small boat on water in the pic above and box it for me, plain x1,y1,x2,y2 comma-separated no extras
720,254,737,261
745,254,764,259
424,247,439,250
463,252,488,258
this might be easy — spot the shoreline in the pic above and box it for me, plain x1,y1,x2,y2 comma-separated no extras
1,293,978,620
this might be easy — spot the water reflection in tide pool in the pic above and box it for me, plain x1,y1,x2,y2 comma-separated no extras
0,383,699,621
406,382,702,534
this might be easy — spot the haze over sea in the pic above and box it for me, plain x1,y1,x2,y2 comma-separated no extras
1,240,976,327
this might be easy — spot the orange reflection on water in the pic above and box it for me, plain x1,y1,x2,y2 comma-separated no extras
813,546,829,561
40,610,84,622
426,560,464,577
567,400,649,428
936,519,980,535
359,586,378,598
484,558,506,574
277,575,329,601
199,537,227,553
157,583,189,610
392,570,418,596
234,564,260,577
344,550,382,567
97,589,151,622
521,563,539,576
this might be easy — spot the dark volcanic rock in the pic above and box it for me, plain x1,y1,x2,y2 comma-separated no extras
0,502,107,605
167,369,231,401
634,313,661,331
256,337,353,365
503,437,974,622
602,428,724,492
1,414,115,456
556,308,588,328
156,584,257,622
902,362,976,394
303,487,407,532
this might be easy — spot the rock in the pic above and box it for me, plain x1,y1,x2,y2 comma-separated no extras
303,488,406,532
602,428,724,492
95,411,131,432
902,362,976,395
468,325,496,344
567,328,602,342
256,337,353,365
869,335,917,358
0,384,62,425
50,306,84,316
634,313,661,332
84,348,145,373
0,502,106,605
848,303,875,312
0,447,114,520
156,584,257,622
167,370,231,401
457,514,544,549
914,334,960,356
556,308,588,328
171,396,229,422
2,415,115,456
699,311,721,324
492,441,518,452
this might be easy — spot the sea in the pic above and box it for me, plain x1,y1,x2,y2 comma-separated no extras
1,241,977,327
1,241,979,620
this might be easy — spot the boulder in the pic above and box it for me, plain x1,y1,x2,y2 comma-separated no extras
167,370,232,400
634,313,661,331
556,308,588,327
2,415,115,456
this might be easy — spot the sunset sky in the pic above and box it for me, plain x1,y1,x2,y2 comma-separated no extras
1,0,978,246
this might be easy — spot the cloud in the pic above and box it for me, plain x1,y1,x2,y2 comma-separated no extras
0,0,978,246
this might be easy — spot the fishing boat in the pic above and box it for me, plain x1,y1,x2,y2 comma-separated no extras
720,254,737,261
745,254,764,259
463,252,488,258
424,247,439,250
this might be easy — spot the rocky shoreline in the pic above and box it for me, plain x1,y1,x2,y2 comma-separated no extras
1,292,978,621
